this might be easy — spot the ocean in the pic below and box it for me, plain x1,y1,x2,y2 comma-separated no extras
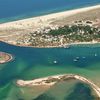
0,0,100,23
0,0,100,99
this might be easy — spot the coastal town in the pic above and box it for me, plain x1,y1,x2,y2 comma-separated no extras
0,2,100,100
0,5,100,47
28,20,100,47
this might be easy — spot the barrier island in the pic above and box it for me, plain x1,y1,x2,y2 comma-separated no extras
0,5,100,47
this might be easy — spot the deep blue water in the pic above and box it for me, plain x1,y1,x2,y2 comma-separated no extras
0,0,100,22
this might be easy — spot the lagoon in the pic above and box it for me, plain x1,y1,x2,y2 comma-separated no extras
0,42,100,99
0,0,100,99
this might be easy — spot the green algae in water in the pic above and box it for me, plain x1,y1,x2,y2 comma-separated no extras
65,83,95,100
34,94,55,100
34,81,97,100
0,82,24,100
0,42,100,100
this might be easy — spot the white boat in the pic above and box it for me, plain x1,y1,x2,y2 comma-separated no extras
94,53,97,56
73,59,78,62
53,60,57,64
82,57,86,59
76,57,79,59
63,44,70,49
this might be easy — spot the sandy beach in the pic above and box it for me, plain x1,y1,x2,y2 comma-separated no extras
16,74,100,97
0,4,100,47
0,5,100,29
0,52,14,64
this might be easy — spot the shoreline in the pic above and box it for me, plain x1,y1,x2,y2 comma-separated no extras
0,52,14,64
0,4,100,29
0,4,99,24
0,5,100,48
0,40,99,48
0,4,100,26
16,74,100,97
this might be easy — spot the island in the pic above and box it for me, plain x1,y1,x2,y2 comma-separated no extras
0,5,100,47
0,1,100,100
17,74,100,98
0,52,13,64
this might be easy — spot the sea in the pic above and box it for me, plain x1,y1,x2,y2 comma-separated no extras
0,0,100,23
0,0,100,100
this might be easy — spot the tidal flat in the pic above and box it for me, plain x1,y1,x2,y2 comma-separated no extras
0,42,100,99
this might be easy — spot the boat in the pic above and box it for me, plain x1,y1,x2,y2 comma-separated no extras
82,56,86,59
94,53,97,57
53,60,58,64
63,44,70,49
73,59,78,62
76,57,79,59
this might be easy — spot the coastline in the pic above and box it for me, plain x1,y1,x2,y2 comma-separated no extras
0,4,100,48
16,74,100,97
0,52,14,64
0,40,99,48
0,3,100,24
0,4,100,26
0,2,100,100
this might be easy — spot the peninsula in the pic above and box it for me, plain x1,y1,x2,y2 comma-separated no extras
0,5,100,47
17,74,100,98
0,52,13,64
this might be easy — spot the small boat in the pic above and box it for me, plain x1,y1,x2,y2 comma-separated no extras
76,57,79,59
73,59,78,62
94,53,97,57
82,57,86,59
53,60,57,64
63,44,70,49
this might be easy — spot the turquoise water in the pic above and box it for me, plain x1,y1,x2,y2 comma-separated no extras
0,42,100,99
35,81,96,100
0,0,100,23
0,42,100,82
0,0,100,99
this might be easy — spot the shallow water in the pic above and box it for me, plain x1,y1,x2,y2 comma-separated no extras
0,42,100,99
34,81,97,100
0,0,100,99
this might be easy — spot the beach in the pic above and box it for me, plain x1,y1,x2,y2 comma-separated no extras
0,5,100,48
16,74,100,97
0,52,13,64
0,5,100,29
0,41,100,100
0,0,100,99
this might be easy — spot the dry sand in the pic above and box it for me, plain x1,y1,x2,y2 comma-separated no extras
0,5,100,30
0,5,100,47
17,74,100,97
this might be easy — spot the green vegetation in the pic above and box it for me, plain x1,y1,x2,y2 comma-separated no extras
48,24,100,42
28,21,100,46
